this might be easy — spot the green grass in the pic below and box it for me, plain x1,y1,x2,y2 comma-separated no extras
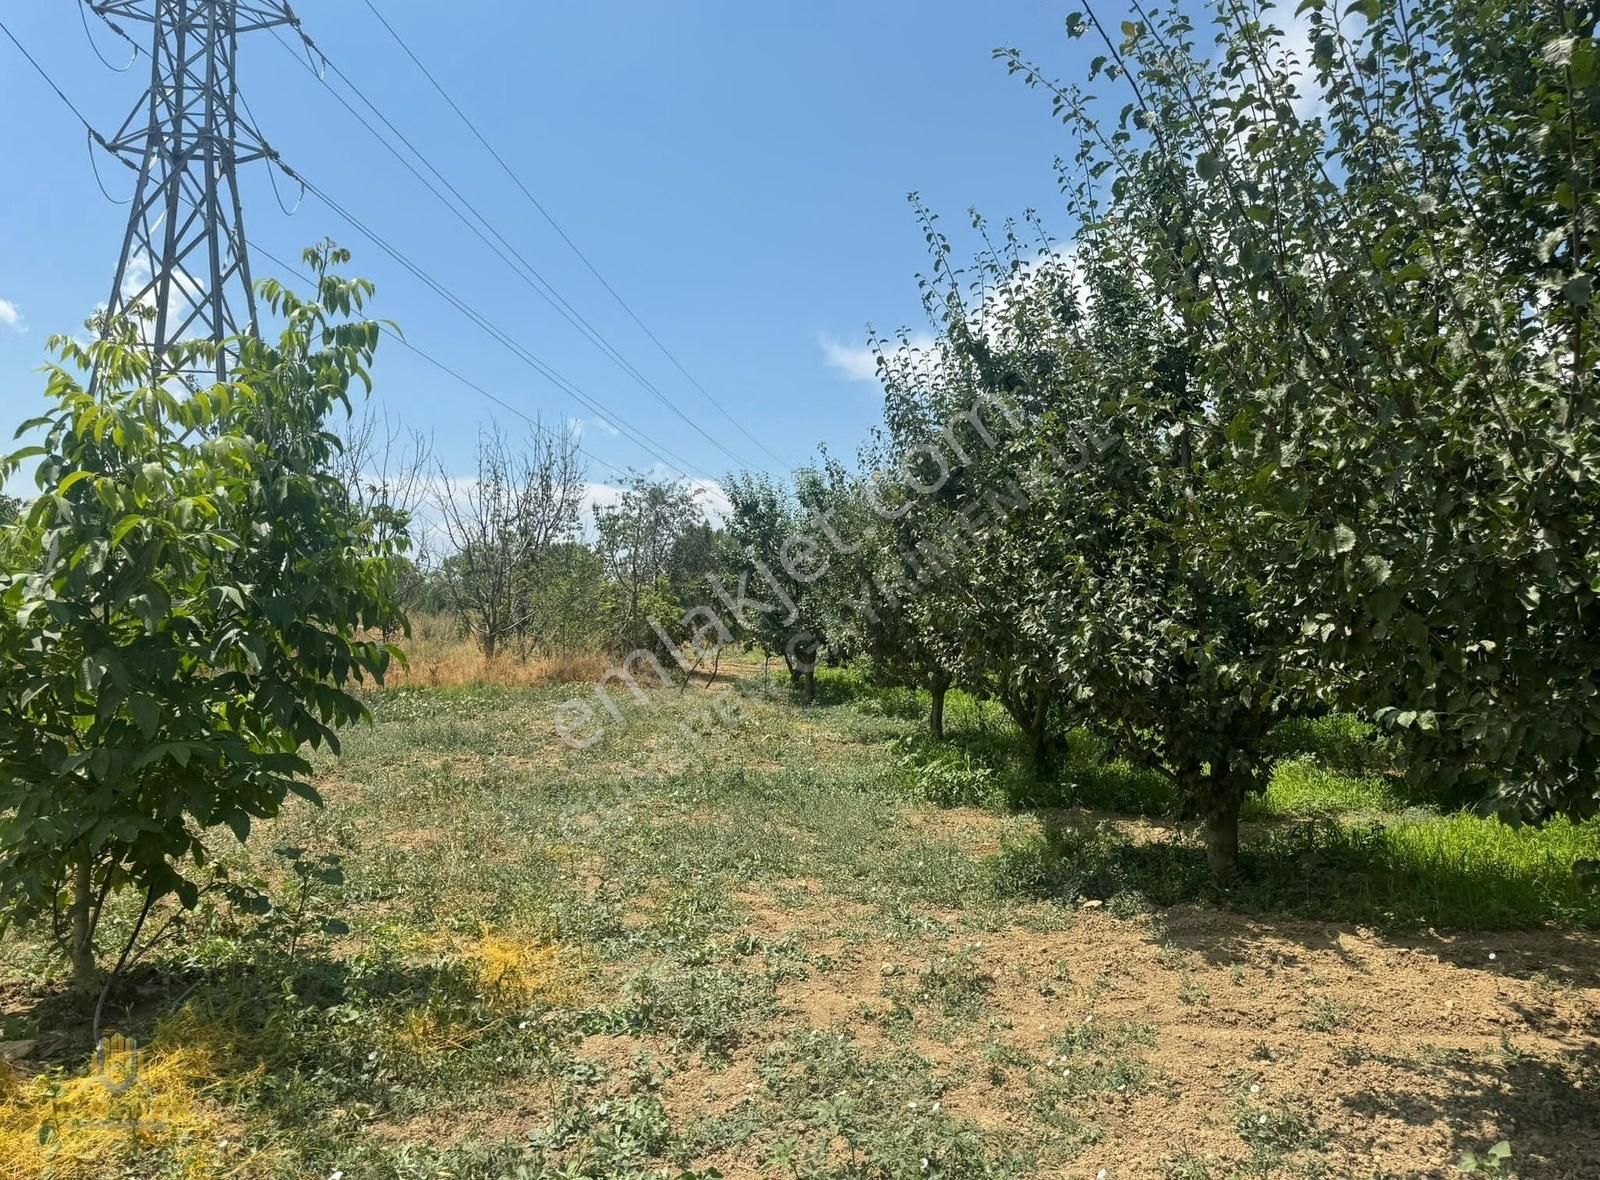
1245,757,1410,818
841,667,1600,929
988,810,1600,929
0,668,1595,1177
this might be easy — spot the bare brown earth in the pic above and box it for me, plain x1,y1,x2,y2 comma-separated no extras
570,880,1600,1180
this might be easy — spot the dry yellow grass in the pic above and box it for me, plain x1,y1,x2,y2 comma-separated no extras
0,1011,265,1180
372,613,611,690
371,930,585,1069
380,1007,477,1070
467,931,586,1011
0,928,585,1177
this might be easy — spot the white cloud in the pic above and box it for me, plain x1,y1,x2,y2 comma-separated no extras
1277,7,1329,122
112,252,208,340
581,480,627,519
821,247,1086,388
821,332,937,384
686,477,731,524
573,416,621,440
581,476,730,526
0,297,23,333
820,335,881,382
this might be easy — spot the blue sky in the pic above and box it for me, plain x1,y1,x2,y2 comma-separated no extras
1,1,1095,503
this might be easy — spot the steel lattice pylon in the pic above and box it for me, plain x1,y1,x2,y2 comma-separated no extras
95,0,294,383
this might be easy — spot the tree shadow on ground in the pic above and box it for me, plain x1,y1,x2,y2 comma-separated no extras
994,812,1600,1176
1,942,494,1114
808,670,928,719
991,808,1600,936
1340,1046,1600,1180
0,960,208,1065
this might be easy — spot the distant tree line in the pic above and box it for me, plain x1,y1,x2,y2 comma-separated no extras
417,425,725,664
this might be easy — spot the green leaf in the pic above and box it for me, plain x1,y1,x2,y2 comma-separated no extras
1571,40,1596,86
110,515,146,546
128,695,160,740
78,654,108,693
287,780,325,807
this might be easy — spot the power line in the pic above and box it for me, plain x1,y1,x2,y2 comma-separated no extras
1,15,104,137
81,0,777,474
354,0,790,471
7,18,653,495
274,19,757,474
5,15,138,202
277,164,711,483
77,0,137,71
250,237,631,481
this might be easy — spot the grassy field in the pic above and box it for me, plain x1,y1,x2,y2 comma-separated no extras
2,662,1598,1178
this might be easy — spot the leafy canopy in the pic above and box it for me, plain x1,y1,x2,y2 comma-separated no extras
0,245,405,973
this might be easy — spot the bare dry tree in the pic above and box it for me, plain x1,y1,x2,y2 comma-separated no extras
336,406,433,542
434,420,583,658
334,405,435,627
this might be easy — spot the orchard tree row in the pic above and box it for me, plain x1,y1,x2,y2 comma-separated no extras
717,0,1599,878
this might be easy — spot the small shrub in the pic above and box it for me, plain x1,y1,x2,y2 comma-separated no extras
912,949,995,1021
602,964,776,1060
1302,997,1350,1034
0,252,404,986
1457,1140,1514,1175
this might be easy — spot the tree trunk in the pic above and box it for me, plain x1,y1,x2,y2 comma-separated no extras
998,686,1052,775
801,664,816,703
1030,689,1051,777
1202,769,1242,884
929,675,948,741
68,856,98,991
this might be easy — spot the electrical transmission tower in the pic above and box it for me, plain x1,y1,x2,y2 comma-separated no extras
95,1,294,382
